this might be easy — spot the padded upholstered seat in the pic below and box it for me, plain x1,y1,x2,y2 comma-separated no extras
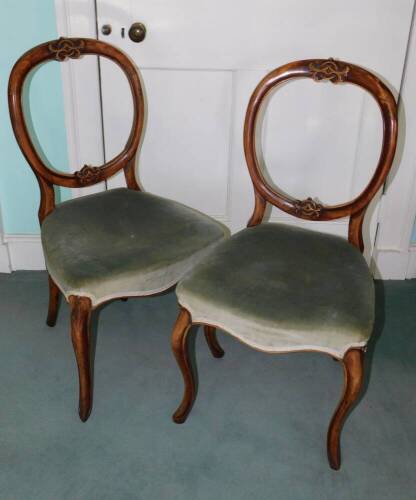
42,188,227,306
177,223,374,359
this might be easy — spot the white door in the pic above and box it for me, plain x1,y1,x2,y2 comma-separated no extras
95,0,413,261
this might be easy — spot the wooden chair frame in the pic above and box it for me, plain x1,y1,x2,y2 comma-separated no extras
8,37,221,422
171,58,398,469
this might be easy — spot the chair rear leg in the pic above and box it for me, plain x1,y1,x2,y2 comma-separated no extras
69,296,93,422
204,325,225,358
172,308,196,424
327,348,364,470
46,275,60,327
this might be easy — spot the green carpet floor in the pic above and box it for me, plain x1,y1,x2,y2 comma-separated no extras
0,271,415,499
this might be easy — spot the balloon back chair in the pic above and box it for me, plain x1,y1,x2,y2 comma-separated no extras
170,58,398,469
8,37,227,422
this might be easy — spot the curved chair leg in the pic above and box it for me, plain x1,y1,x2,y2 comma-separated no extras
69,296,93,422
46,275,60,327
172,308,195,424
204,325,225,358
327,348,364,470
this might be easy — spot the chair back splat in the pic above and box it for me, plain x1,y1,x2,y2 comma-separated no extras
243,58,398,252
8,37,145,223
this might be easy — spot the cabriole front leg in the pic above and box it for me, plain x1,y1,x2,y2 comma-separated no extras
69,295,93,422
172,308,196,424
327,348,365,470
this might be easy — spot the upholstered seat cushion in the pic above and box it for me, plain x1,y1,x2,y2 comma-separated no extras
42,188,227,306
177,223,374,358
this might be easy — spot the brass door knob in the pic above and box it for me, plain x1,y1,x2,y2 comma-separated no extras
128,22,146,43
101,24,112,36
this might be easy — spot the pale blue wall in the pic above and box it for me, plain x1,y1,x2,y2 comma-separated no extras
1,2,415,242
0,0,69,234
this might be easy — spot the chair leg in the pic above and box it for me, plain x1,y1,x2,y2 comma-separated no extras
327,348,364,470
46,275,60,327
68,296,93,422
172,308,196,424
204,325,224,358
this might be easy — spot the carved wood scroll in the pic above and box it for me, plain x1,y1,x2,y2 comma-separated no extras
309,58,350,84
48,38,84,61
74,165,103,185
293,197,323,219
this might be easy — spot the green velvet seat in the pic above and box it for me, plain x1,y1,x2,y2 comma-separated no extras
42,188,227,307
177,223,374,358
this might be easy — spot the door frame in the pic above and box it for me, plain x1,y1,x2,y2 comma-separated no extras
55,0,416,279
372,2,416,279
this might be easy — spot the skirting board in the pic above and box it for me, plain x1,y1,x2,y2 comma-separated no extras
0,241,11,273
406,246,416,279
3,235,45,271
372,247,416,280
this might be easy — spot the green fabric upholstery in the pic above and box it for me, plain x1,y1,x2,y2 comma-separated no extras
177,223,374,358
42,188,228,306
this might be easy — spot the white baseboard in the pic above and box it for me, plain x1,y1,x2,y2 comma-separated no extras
0,240,11,273
406,246,416,278
3,235,45,271
373,248,416,280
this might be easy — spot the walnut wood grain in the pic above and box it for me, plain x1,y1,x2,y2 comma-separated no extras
46,274,60,327
203,325,224,358
327,348,365,470
69,295,93,422
172,308,196,424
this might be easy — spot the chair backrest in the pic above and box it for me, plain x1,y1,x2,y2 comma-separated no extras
8,37,145,224
243,58,398,252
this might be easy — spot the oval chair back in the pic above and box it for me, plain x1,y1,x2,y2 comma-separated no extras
243,58,398,251
8,37,145,223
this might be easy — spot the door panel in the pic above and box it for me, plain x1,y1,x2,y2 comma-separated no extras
263,82,371,205
103,65,232,219
99,0,412,81
96,0,413,258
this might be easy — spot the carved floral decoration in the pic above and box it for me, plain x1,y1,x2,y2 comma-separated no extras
48,38,85,62
74,165,102,185
309,58,350,84
293,197,323,219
